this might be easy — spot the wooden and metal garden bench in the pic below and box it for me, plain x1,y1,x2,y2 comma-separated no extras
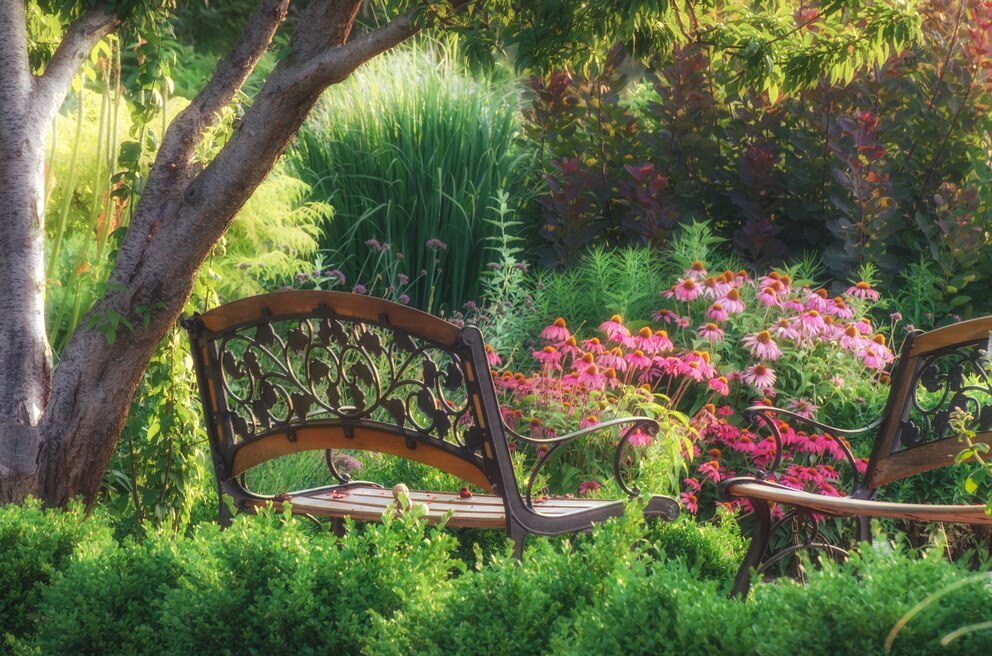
722,316,992,597
183,291,679,553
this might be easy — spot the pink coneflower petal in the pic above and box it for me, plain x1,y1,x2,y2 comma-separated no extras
742,330,783,361
673,277,702,302
846,281,881,301
708,376,730,395
684,260,708,281
743,363,777,391
719,288,746,314
484,344,502,367
540,317,571,343
697,322,725,342
706,303,729,322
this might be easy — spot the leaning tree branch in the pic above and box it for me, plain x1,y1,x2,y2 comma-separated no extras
32,4,118,124
149,0,290,188
307,9,421,85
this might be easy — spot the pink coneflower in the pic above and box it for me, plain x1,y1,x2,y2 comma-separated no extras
533,345,561,368
653,308,681,324
582,337,606,355
798,309,825,334
742,330,783,360
484,344,502,367
625,349,652,369
672,277,703,302
541,317,571,343
684,260,708,280
706,302,729,322
770,318,801,341
680,491,699,514
757,286,782,308
654,330,674,352
846,280,880,301
855,318,873,335
624,428,652,447
560,336,582,359
578,480,601,496
719,288,745,314
597,347,628,372
782,298,805,313
802,289,827,313
786,398,818,419
632,326,658,353
861,335,893,369
827,296,855,319
708,375,730,395
578,363,606,389
599,314,630,343
839,324,864,351
680,351,716,381
743,363,777,391
831,374,846,388
700,276,722,299
698,322,725,342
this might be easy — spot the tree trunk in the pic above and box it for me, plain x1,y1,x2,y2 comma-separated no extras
0,126,50,502
0,0,419,507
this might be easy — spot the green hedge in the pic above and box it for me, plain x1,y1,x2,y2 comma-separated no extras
1,502,990,655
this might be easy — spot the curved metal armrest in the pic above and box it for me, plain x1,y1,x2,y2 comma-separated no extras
506,416,661,507
742,406,881,488
743,406,882,437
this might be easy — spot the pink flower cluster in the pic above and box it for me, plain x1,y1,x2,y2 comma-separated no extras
681,406,869,518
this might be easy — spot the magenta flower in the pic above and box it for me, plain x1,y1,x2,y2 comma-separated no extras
798,309,825,335
581,337,606,355
742,330,783,360
826,296,855,319
578,364,607,389
700,276,728,299
672,278,703,302
484,344,502,367
680,491,699,514
578,480,601,496
757,286,782,308
708,375,730,395
706,302,729,322
532,345,562,369
580,415,600,429
625,349,652,369
770,318,800,341
804,288,830,312
785,398,818,420
653,330,674,352
743,363,777,391
684,260,708,281
719,288,745,314
698,322,725,342
599,314,630,342
541,317,571,343
628,430,653,447
653,308,681,324
846,281,880,301
597,347,629,372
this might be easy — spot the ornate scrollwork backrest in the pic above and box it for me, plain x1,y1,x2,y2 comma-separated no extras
896,334,992,450
191,306,492,469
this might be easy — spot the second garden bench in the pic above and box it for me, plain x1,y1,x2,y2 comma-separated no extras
183,291,679,552
722,316,992,596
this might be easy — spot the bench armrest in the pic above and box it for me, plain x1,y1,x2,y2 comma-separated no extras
505,417,661,507
743,405,881,488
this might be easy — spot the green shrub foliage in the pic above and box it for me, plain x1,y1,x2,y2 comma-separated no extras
3,502,992,655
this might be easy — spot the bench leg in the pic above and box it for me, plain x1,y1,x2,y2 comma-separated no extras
508,520,528,559
731,498,771,599
857,515,871,543
331,516,346,538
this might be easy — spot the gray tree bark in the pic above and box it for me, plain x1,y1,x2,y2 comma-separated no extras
0,0,420,505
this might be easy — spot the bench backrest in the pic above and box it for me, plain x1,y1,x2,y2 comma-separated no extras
864,316,992,492
183,291,518,499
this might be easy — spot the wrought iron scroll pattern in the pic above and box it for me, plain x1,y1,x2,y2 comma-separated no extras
901,340,992,449
215,316,475,450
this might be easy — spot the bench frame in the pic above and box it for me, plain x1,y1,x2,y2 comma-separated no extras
722,316,992,596
183,291,678,552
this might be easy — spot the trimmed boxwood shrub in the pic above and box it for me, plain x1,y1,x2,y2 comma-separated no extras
2,502,991,655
